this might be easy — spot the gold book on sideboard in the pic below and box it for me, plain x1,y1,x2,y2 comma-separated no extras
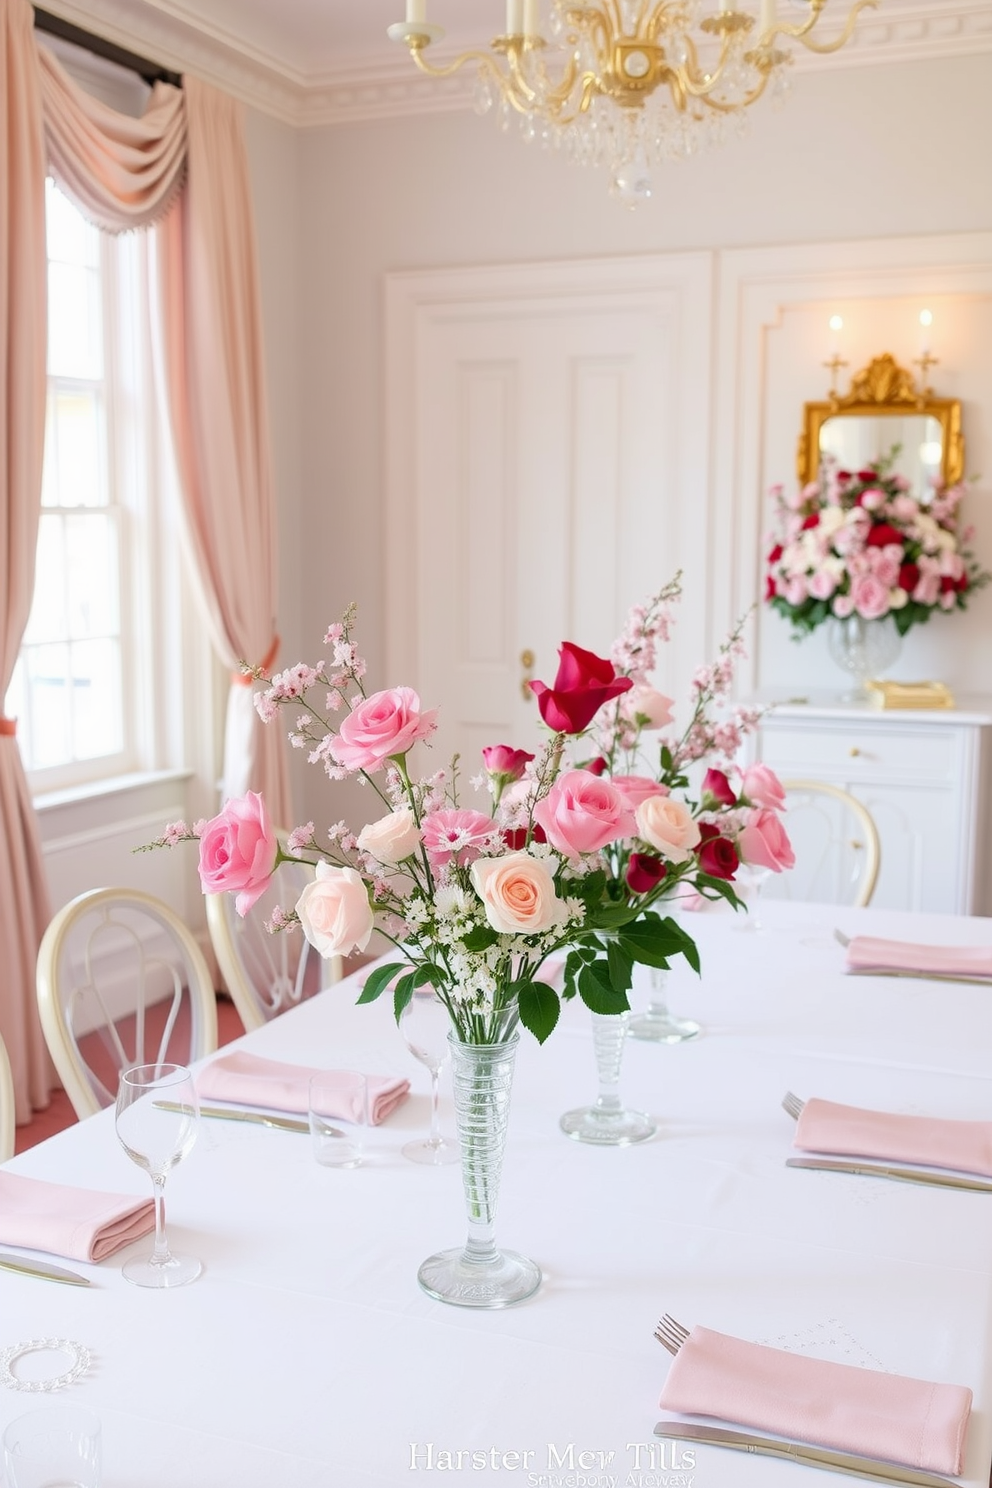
865,680,955,710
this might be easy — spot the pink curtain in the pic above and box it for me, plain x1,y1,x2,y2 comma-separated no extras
157,77,290,825
0,0,53,1122
0,9,291,1121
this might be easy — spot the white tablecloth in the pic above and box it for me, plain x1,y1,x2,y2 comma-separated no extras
3,899,992,1486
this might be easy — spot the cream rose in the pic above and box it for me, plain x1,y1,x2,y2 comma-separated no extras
635,795,701,864
470,852,563,936
356,807,421,866
296,863,374,958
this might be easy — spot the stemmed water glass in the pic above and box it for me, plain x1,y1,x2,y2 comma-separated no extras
735,863,772,931
400,992,460,1166
115,1063,201,1287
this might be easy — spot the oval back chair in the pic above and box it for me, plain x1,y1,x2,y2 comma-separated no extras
773,779,881,909
206,853,342,1034
0,1032,14,1162
37,888,219,1120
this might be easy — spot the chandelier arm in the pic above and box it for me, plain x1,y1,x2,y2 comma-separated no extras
678,32,736,100
528,47,583,113
504,43,544,105
547,71,600,125
696,67,771,113
767,0,874,53
408,43,506,82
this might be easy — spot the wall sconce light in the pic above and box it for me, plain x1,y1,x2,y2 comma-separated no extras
914,309,939,394
823,314,848,396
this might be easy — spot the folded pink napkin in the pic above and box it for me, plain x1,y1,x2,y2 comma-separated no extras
0,1171,154,1263
846,936,992,981
659,1325,971,1475
795,1096,992,1177
196,1052,409,1125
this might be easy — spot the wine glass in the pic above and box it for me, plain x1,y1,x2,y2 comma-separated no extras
400,992,460,1166
735,863,772,931
115,1063,201,1287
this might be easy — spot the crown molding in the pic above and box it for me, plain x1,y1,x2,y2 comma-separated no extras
35,0,992,129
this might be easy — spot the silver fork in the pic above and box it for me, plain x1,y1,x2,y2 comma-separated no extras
653,1314,690,1356
782,1090,805,1121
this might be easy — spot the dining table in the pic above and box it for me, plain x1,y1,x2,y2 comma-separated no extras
2,897,992,1488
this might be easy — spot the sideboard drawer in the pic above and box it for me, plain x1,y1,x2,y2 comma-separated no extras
759,721,957,785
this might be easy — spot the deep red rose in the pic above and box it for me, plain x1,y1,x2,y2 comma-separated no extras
626,852,667,895
698,832,740,880
866,523,903,548
958,573,970,593
856,469,878,482
898,562,920,592
702,767,736,807
800,513,820,530
697,822,720,842
765,574,776,602
768,543,783,564
583,756,608,776
836,470,852,484
502,824,546,851
529,641,632,735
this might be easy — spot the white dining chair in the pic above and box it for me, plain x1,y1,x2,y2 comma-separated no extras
776,779,881,909
36,888,219,1120
206,851,342,1034
0,1032,15,1162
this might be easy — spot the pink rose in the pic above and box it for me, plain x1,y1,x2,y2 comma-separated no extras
808,570,838,601
738,808,795,873
421,809,497,868
198,791,278,916
832,592,855,619
296,863,374,957
330,687,437,773
533,770,635,858
611,774,669,810
634,795,701,864
470,852,563,935
356,807,421,866
624,684,675,730
784,576,808,606
850,573,890,620
481,745,533,782
741,763,786,811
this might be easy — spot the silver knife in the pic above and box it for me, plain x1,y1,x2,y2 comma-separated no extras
155,1100,315,1134
0,1252,91,1286
786,1156,992,1192
655,1422,958,1487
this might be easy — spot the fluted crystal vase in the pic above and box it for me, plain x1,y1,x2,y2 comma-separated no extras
417,1031,541,1308
560,1011,656,1146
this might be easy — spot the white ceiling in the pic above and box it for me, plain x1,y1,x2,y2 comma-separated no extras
38,0,992,125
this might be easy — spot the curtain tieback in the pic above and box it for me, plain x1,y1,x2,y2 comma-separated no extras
0,717,17,736
233,634,280,686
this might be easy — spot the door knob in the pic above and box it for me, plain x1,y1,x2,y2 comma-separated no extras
520,649,535,702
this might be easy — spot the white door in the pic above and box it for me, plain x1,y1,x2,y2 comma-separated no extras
386,256,713,774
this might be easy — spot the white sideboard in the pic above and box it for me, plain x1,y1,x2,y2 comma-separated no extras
753,696,992,915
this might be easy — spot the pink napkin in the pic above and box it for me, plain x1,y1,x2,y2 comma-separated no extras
0,1171,154,1263
196,1052,409,1125
795,1096,992,1177
659,1325,971,1475
846,936,992,981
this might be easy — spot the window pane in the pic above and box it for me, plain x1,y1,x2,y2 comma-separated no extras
22,515,66,645
71,638,122,759
46,180,99,269
47,261,102,380
66,513,118,636
24,643,72,768
45,388,104,508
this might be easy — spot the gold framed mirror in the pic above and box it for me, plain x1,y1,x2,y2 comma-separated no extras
797,353,964,491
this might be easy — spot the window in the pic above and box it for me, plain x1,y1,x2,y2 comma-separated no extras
5,181,172,790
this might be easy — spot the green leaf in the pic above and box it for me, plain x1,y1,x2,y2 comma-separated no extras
356,962,404,1005
586,903,641,931
575,869,607,907
460,925,499,953
578,961,630,1015
618,912,696,970
517,980,560,1044
392,971,417,1022
606,938,634,994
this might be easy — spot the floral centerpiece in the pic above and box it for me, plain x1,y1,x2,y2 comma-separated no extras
152,576,792,1307
765,451,988,638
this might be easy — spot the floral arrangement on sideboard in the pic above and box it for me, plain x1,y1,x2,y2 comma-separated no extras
765,451,989,639
152,576,793,1046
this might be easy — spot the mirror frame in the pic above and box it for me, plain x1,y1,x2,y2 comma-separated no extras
796,353,964,489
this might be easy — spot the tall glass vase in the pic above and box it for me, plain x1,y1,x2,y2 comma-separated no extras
417,1031,541,1308
560,1011,656,1146
827,614,901,702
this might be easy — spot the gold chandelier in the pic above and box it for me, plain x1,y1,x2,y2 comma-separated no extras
388,1,876,202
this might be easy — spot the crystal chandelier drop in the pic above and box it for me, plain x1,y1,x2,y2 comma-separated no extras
388,1,876,204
